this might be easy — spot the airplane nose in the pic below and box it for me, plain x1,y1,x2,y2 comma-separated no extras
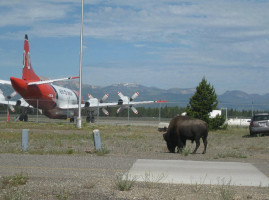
10,77,28,92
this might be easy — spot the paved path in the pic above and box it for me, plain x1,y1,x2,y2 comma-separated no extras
127,159,269,187
1,154,269,187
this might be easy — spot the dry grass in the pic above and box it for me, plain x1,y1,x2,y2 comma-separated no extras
0,122,269,199
0,122,268,160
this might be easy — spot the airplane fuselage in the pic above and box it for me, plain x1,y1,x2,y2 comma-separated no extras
10,77,80,119
0,35,166,122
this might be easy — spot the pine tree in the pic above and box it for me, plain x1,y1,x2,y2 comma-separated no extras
186,77,218,124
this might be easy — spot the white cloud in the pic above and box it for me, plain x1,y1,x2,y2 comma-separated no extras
1,0,269,94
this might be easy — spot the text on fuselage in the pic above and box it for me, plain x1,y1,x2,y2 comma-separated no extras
59,89,73,96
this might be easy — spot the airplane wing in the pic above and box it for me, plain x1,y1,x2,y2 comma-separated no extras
58,100,167,109
0,100,17,106
0,98,31,107
0,92,17,112
1,77,79,86
123,100,167,106
28,76,79,85
58,102,118,109
0,80,12,85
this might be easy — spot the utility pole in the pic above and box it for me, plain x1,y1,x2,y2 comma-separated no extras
251,101,253,117
77,0,83,129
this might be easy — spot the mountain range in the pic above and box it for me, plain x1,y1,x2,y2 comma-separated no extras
1,80,269,110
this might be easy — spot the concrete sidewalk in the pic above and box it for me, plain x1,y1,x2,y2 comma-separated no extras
127,159,269,187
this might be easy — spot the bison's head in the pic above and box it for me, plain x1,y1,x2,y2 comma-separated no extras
163,133,176,153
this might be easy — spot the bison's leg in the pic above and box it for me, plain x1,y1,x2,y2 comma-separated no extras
167,142,176,153
191,139,200,154
202,136,207,154
177,139,185,153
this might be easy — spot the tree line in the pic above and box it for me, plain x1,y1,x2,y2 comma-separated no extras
1,101,263,119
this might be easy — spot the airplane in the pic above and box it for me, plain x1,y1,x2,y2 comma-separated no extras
0,35,167,123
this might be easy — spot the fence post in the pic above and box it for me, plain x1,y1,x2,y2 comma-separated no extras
159,103,161,122
36,99,39,123
21,129,29,152
92,129,102,151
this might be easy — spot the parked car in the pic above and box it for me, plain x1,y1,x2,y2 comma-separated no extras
249,113,269,136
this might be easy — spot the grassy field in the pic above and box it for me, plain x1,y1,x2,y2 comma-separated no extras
0,122,268,160
0,122,269,199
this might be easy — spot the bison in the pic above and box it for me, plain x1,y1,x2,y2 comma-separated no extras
163,116,208,154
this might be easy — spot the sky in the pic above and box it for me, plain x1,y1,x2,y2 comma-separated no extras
0,0,269,95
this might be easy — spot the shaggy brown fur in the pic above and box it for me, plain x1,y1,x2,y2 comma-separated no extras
163,116,208,154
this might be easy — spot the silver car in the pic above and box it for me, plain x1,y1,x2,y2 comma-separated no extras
249,113,269,136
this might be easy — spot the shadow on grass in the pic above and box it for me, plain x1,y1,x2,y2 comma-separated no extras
242,133,269,138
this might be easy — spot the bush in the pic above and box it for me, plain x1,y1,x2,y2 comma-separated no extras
209,114,226,130
1,173,29,189
115,173,137,191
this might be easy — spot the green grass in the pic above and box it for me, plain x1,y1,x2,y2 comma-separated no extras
180,147,192,156
114,173,137,191
214,150,247,159
0,123,267,163
1,173,29,189
0,122,156,155
95,146,110,156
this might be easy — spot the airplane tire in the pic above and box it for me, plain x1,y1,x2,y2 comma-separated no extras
86,117,91,123
19,115,24,121
70,118,74,123
23,115,28,122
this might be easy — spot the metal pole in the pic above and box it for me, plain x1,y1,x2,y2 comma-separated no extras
77,0,83,129
93,129,102,151
21,129,29,152
97,102,99,121
128,101,130,124
7,101,9,122
36,99,39,123
158,104,160,122
251,101,253,117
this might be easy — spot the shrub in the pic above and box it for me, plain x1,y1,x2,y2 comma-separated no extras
1,173,29,189
209,114,226,130
115,173,137,191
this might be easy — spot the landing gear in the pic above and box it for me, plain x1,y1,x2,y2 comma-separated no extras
23,115,28,122
19,114,28,122
70,117,75,123
17,107,31,122
86,116,95,123
86,110,95,123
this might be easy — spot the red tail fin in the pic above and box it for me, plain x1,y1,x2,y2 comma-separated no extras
22,35,40,82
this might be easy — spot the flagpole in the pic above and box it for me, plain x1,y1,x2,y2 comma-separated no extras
77,0,83,128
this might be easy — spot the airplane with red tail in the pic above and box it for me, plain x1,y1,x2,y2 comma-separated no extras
0,35,167,123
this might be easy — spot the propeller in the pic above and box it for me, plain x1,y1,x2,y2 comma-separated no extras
100,94,109,103
7,91,17,100
88,94,109,115
88,94,109,103
130,106,138,114
102,108,109,116
0,89,16,112
131,92,139,101
117,92,140,114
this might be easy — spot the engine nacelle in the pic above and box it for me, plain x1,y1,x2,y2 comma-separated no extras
16,100,21,106
118,99,123,105
85,102,90,107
